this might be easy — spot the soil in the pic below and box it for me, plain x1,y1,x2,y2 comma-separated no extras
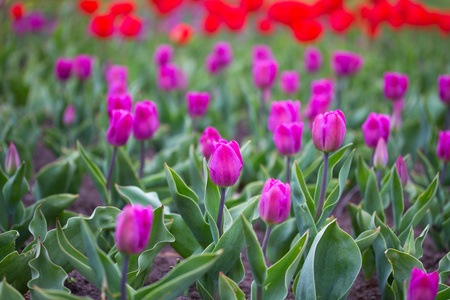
23,140,447,299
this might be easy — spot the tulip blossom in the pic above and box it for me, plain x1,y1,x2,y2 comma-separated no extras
5,142,20,176
203,14,221,35
438,75,450,111
157,63,186,91
213,41,233,68
133,101,159,141
311,79,334,98
331,51,364,77
54,58,72,82
153,44,173,67
209,140,243,188
63,105,76,126
373,138,388,169
256,17,275,35
108,80,128,95
312,110,346,153
107,93,133,118
253,59,278,90
187,92,210,118
78,0,100,15
106,65,128,84
406,267,438,300
436,131,450,162
169,23,193,45
304,94,332,128
273,122,303,157
383,72,409,101
304,47,322,73
252,45,273,62
395,156,408,188
259,179,291,225
267,100,301,132
73,54,94,80
89,13,115,39
361,113,391,149
9,2,25,21
109,0,135,16
118,15,142,38
199,127,221,160
279,71,300,95
205,53,220,75
106,110,134,147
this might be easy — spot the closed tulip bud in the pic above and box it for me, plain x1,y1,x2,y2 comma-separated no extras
305,93,332,128
438,74,450,104
73,54,94,80
187,92,210,118
133,101,159,141
407,267,438,300
391,99,404,131
383,72,409,101
312,110,346,153
267,100,301,132
106,65,127,84
118,14,142,38
373,138,388,169
253,59,278,90
252,45,273,62
5,142,20,176
115,204,153,255
258,179,291,225
279,71,299,95
273,122,303,156
304,47,322,73
361,113,391,149
209,139,243,187
205,53,220,75
153,44,173,67
199,127,221,159
213,41,233,68
106,109,134,147
331,51,364,77
63,105,76,126
311,79,334,98
107,93,133,118
395,156,408,188
54,57,72,82
108,80,128,95
436,131,450,162
157,64,181,91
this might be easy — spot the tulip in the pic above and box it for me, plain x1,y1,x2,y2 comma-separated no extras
395,155,408,188
311,79,334,98
361,113,391,149
304,47,322,73
436,131,450,162
107,93,133,118
5,142,20,176
108,80,128,95
256,17,275,35
383,72,408,101
109,1,135,16
267,100,301,132
73,54,94,80
273,122,303,157
199,127,221,159
153,44,173,67
106,65,128,84
391,98,404,131
407,267,438,300
118,14,142,38
312,110,346,153
63,105,76,126
78,0,99,15
157,63,186,91
438,75,450,104
252,45,273,62
373,138,388,170
203,14,220,34
304,93,332,128
253,59,278,90
9,2,25,21
213,41,233,68
279,71,300,95
205,53,220,75
168,23,193,45
89,13,115,39
54,58,72,82
187,92,210,120
331,51,364,77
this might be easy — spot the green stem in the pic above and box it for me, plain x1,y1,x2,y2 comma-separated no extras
217,188,226,237
256,285,263,300
139,141,145,179
106,147,118,192
121,255,129,300
286,156,291,184
377,169,382,190
316,152,329,221
262,225,272,257
441,162,447,188
445,106,450,130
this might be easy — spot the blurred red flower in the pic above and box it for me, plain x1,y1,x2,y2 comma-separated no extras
149,0,183,15
329,9,354,33
240,0,263,13
118,15,142,38
203,14,221,34
257,17,275,35
78,0,99,15
109,1,135,16
222,6,247,31
290,19,323,43
9,2,25,20
90,13,116,39
169,23,193,45
313,0,342,15
268,1,317,26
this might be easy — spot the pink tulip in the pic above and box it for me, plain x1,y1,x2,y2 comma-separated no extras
199,127,221,159
213,41,233,67
395,156,408,188
5,142,20,175
252,45,273,62
361,113,391,149
187,92,210,118
273,122,303,156
106,65,128,84
279,71,299,95
73,54,94,80
258,179,291,225
107,93,133,118
312,110,346,153
304,47,322,73
373,138,388,169
384,72,408,101
54,57,72,82
253,59,278,90
153,44,173,67
406,267,438,300
267,100,301,132
63,105,76,126
311,79,334,98
304,94,331,128
132,101,159,141
209,139,243,187
106,109,134,147
436,131,450,162
331,51,363,77
438,75,450,104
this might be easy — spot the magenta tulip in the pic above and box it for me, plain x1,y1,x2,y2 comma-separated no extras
373,138,388,169
311,79,334,98
107,93,133,118
362,113,391,149
305,94,332,128
304,47,322,73
273,122,303,156
209,139,243,187
187,92,210,118
153,44,173,67
436,131,450,162
253,59,278,90
106,109,134,147
157,63,183,91
384,72,409,101
63,105,76,126
331,51,363,77
258,179,291,225
108,80,128,95
199,127,221,159
213,41,233,67
312,110,346,153
106,65,128,84
395,156,408,188
268,100,301,132
252,45,273,62
73,54,94,80
133,101,159,141
5,142,20,175
205,53,220,75
279,71,299,95
407,267,438,300
438,75,450,104
54,57,72,82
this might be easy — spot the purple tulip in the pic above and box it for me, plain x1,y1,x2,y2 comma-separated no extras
115,204,154,255
304,93,332,128
395,156,408,188
133,101,159,141
373,138,388,169
438,75,450,104
106,65,128,84
384,72,409,101
153,44,173,67
5,142,20,175
63,105,76,126
107,93,133,118
391,98,404,130
73,54,94,80
209,139,243,187
157,64,178,91
187,92,210,118
106,109,134,147
12,11,55,35
213,41,233,68
273,122,303,156
311,79,334,98
331,51,364,77
253,59,278,90
312,110,346,153
361,113,391,149
176,67,188,91
407,267,438,300
304,47,322,73
199,127,221,159
279,71,300,95
252,45,273,62
205,53,220,75
258,179,291,225
108,80,128,95
54,57,72,82
267,100,301,132
436,131,450,162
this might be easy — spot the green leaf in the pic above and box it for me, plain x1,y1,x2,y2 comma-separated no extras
189,144,205,199
165,164,212,248
116,185,163,209
28,204,47,245
391,168,404,233
164,213,201,258
436,285,450,300
385,249,424,288
0,250,34,293
413,225,429,259
296,221,361,300
355,228,381,252
32,287,91,299
361,248,376,281
3,162,29,214
241,215,266,286
0,169,10,231
203,160,221,243
362,169,385,222
219,272,245,300
356,155,371,196
0,230,19,261
266,218,298,263
438,252,450,284
0,277,24,299
402,227,416,257
416,149,436,183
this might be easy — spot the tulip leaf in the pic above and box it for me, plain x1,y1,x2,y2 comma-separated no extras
32,287,91,299
355,228,381,252
203,160,221,240
296,220,361,300
362,169,385,222
391,168,404,233
0,169,9,231
0,230,18,262
436,285,450,300
115,185,163,209
27,204,47,248
416,149,436,183
189,144,205,199
241,215,266,286
267,218,298,263
164,213,201,258
356,155,371,199
3,162,29,214
0,277,24,300
385,249,424,288
413,225,429,259
165,163,212,248
438,252,450,284
219,272,245,300
0,250,34,293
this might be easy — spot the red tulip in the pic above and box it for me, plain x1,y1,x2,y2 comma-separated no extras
9,2,25,20
268,1,317,26
109,1,135,16
290,19,323,43
169,23,193,45
203,14,221,34
149,0,183,15
78,0,100,15
240,0,263,13
256,17,275,35
90,13,115,39
222,6,247,31
118,15,142,38
329,9,355,33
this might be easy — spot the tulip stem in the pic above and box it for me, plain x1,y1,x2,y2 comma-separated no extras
316,152,329,221
262,225,272,257
106,147,118,192
441,162,447,188
217,188,226,238
256,285,263,300
370,150,375,168
377,170,382,190
335,79,342,110
286,156,291,184
121,255,129,300
445,106,450,130
139,141,145,179
192,118,197,134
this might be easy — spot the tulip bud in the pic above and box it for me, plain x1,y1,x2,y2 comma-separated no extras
168,23,193,45
187,92,210,118
118,15,142,39
106,109,134,147
9,2,25,21
312,110,346,153
209,139,243,187
407,267,438,300
331,51,364,77
311,79,334,98
436,131,450,162
73,54,94,80
438,74,450,104
395,156,408,188
107,93,133,118
213,41,233,68
252,59,278,90
115,204,154,255
383,72,409,101
391,99,404,131
132,101,159,141
199,127,221,159
267,100,301,132
5,142,20,176
54,57,72,82
252,45,273,62
106,65,128,85
273,122,303,156
361,113,391,149
205,53,220,75
373,138,388,169
258,179,291,225
279,71,300,95
157,64,186,91
63,105,76,126
153,44,173,67
108,80,128,95
304,93,332,128
304,47,322,73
